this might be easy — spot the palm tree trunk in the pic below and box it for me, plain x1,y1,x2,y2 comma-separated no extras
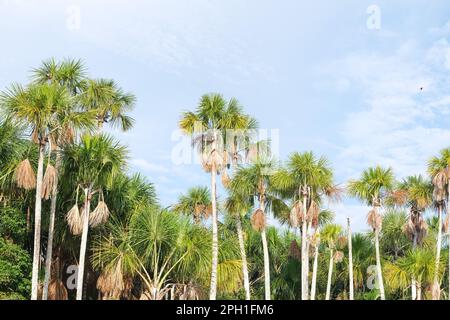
310,234,320,300
301,189,308,300
260,229,271,300
31,143,45,300
325,249,334,300
236,216,251,300
411,234,417,300
432,205,442,300
232,154,251,300
259,197,271,300
76,187,91,300
42,150,62,300
209,160,218,300
347,218,354,300
417,281,422,300
374,228,385,300
448,233,450,300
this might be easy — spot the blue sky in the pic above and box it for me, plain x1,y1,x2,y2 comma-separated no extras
2,0,450,231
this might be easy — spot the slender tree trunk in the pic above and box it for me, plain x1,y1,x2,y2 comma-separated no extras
236,217,251,300
417,281,422,300
374,228,385,300
301,188,308,300
325,249,334,300
411,234,417,300
260,230,271,300
448,233,450,300
209,158,218,300
259,197,271,300
76,187,91,300
232,153,251,300
432,205,442,300
310,233,320,300
31,143,46,300
347,218,354,300
42,150,62,300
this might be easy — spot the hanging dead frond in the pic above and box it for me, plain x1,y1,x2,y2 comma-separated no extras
416,219,428,244
433,187,446,202
14,159,36,190
289,240,301,260
89,200,110,227
444,213,450,234
367,209,382,231
402,219,415,241
221,169,231,187
41,164,57,200
337,235,347,248
432,170,447,190
251,209,266,232
307,201,319,224
324,185,344,203
389,189,408,206
48,279,68,300
66,204,83,235
31,128,39,144
289,200,304,227
333,250,344,263
48,133,58,151
97,261,124,300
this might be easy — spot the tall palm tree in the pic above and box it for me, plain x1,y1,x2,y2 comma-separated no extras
229,159,286,300
172,186,212,224
80,79,135,133
321,223,344,300
1,83,72,300
62,134,127,300
272,151,334,300
427,148,450,300
390,175,433,299
348,166,395,300
179,93,238,300
32,58,93,300
220,99,257,300
347,217,354,300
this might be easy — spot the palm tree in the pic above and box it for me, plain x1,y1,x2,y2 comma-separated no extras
348,166,395,300
229,159,286,300
389,175,433,299
272,151,334,300
32,58,93,300
427,148,450,300
1,83,72,300
321,223,344,300
172,186,212,224
80,79,135,133
179,93,237,300
220,99,257,300
62,134,127,300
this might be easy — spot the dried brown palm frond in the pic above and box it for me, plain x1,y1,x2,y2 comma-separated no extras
14,159,36,190
429,282,441,300
221,169,231,187
324,185,344,203
61,125,75,145
289,200,304,227
402,219,415,241
289,240,301,260
89,200,110,227
251,209,266,232
432,170,447,190
367,209,382,231
306,201,319,223
66,204,83,235
97,261,124,300
333,250,344,263
41,164,57,200
337,235,347,248
389,189,408,206
48,279,68,300
433,187,446,202
204,205,212,219
31,128,39,144
416,219,428,244
48,133,58,151
443,213,450,233
200,152,212,172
